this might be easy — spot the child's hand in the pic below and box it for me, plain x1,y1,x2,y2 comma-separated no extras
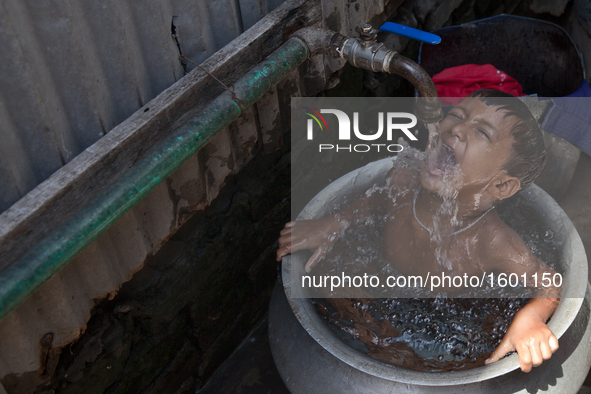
276,217,343,272
485,307,559,372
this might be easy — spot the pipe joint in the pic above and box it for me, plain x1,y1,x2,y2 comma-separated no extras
340,37,396,73
291,27,346,58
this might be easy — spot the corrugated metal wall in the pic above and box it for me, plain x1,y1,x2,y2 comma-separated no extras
0,0,439,387
0,0,285,213
0,0,322,381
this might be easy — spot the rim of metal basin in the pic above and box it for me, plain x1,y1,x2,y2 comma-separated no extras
282,157,587,385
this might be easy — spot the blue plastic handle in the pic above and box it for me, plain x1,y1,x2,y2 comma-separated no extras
379,22,441,45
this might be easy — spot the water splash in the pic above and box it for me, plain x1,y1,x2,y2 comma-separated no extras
328,122,466,271
312,194,561,371
400,122,465,270
424,122,464,200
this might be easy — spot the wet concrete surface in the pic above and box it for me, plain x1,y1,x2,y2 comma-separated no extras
203,154,591,394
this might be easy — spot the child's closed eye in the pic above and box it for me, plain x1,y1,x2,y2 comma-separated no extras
477,128,491,141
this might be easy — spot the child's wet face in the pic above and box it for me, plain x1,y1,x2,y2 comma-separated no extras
420,97,517,198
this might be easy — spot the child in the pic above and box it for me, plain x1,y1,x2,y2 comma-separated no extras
276,90,560,373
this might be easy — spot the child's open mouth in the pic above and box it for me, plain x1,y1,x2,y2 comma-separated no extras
426,143,457,176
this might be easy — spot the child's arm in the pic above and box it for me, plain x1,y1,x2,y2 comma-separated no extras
276,166,411,272
275,196,373,272
483,226,561,372
485,296,559,372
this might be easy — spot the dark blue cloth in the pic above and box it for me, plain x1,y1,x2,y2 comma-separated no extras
541,80,591,157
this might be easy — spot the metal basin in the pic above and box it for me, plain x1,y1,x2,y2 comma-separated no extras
270,157,591,393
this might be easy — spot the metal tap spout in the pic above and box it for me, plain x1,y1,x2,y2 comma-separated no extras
339,24,443,124
291,24,443,124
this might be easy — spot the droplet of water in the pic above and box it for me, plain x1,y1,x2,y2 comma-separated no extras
544,229,554,241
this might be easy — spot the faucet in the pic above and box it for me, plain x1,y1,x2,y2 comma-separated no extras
292,23,443,125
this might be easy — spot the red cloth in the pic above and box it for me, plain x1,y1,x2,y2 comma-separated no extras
432,64,525,105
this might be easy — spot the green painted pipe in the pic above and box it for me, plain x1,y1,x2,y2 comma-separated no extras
0,38,309,321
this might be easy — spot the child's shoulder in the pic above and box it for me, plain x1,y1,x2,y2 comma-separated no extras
477,211,539,269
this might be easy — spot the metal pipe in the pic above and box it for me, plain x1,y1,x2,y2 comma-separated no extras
387,53,443,124
291,26,345,58
0,37,309,321
338,24,444,124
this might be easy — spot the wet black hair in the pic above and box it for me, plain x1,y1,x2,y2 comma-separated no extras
467,89,547,191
